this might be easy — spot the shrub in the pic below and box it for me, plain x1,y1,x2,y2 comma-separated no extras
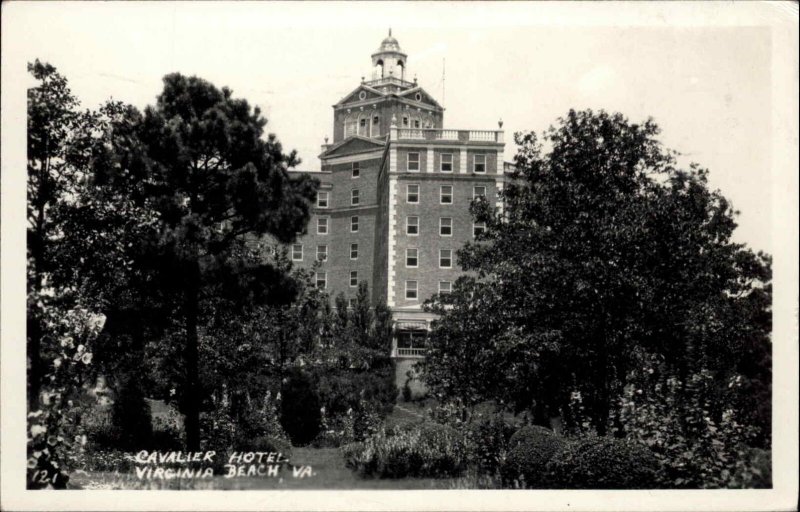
545,436,659,489
343,423,469,478
280,369,322,446
500,425,566,488
464,413,518,477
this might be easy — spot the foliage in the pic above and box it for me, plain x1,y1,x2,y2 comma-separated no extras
545,436,660,489
464,413,518,477
343,423,469,479
500,425,566,488
615,352,768,488
110,377,154,450
421,109,772,437
26,308,101,488
280,369,322,446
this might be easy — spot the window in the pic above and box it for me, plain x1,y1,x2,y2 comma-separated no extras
317,191,329,208
316,272,327,289
439,217,452,236
396,330,427,353
317,217,328,234
351,216,359,233
291,244,303,261
439,249,452,268
316,245,328,262
474,154,486,173
407,184,419,203
440,185,453,204
351,189,359,206
407,152,420,172
358,117,368,136
406,248,418,268
413,119,421,129
405,280,418,300
352,161,360,178
350,243,358,260
402,116,409,127
474,222,487,237
350,271,358,287
406,216,419,235
473,186,486,198
372,116,380,137
439,281,452,294
348,298,357,309
440,153,453,173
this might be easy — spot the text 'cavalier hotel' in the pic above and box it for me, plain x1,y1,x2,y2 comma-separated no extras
280,30,514,386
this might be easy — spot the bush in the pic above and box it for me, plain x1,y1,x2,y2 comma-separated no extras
545,436,659,489
464,413,518,477
500,425,566,488
343,423,469,478
280,369,322,446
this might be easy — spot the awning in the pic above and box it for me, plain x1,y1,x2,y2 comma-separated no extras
395,320,428,331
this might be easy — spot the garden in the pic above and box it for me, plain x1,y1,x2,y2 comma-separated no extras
26,61,772,490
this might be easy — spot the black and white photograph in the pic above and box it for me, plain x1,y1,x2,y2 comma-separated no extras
1,1,798,510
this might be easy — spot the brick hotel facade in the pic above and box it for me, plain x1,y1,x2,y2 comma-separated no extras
283,32,513,379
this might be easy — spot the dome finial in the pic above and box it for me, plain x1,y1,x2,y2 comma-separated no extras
389,28,392,37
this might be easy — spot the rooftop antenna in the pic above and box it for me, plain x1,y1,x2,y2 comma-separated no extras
442,58,446,108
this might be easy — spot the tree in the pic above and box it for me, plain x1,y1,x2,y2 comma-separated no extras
421,110,771,437
104,73,317,449
27,60,82,411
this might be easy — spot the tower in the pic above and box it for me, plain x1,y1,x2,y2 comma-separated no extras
285,31,508,394
372,29,407,82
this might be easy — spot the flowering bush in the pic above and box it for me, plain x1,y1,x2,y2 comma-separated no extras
27,308,102,489
615,355,766,488
343,423,469,478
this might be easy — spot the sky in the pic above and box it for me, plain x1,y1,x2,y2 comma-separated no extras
3,1,785,254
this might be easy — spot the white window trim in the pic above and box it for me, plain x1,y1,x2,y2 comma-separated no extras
439,249,453,269
407,184,419,204
440,186,453,205
473,186,486,199
473,221,487,238
406,248,419,268
473,154,487,173
350,243,358,260
317,191,329,208
291,244,303,261
405,280,418,300
352,162,360,179
351,216,359,233
440,153,453,173
351,189,359,206
406,216,419,236
316,272,327,289
438,281,452,294
317,245,328,262
350,271,358,287
439,217,453,237
317,217,329,235
407,152,421,172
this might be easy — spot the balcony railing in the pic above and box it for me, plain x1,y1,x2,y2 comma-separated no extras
365,76,416,89
395,347,427,358
395,128,503,143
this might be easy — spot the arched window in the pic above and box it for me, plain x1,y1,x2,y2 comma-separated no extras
344,114,357,138
374,60,384,79
397,60,405,81
371,115,380,137
357,115,369,136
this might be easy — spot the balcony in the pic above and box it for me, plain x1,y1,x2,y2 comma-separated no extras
393,128,503,144
395,347,427,358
